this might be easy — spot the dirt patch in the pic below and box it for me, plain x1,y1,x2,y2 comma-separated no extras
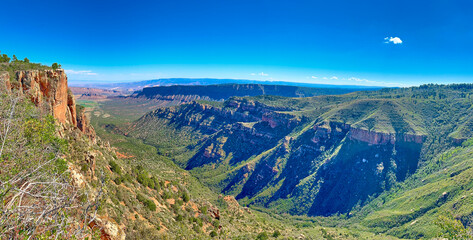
166,198,175,205
183,201,200,217
120,183,135,194
150,197,167,212
158,222,168,234
116,151,134,159
105,165,113,174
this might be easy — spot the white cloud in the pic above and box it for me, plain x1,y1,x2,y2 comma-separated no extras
322,77,328,80
330,76,338,80
259,72,268,76
384,37,403,44
311,76,318,79
348,77,376,83
251,72,269,77
65,69,98,76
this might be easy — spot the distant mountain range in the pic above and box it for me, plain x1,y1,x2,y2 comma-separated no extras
132,83,373,101
70,78,384,93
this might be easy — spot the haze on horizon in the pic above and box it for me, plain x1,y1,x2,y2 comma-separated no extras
1,0,472,87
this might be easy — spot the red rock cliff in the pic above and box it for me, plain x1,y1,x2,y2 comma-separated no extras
1,69,95,139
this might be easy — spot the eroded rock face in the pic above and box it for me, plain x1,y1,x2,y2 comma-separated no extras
15,70,77,126
1,69,96,140
77,106,97,143
312,121,426,146
89,216,126,240
0,72,11,91
348,127,426,145
262,112,301,129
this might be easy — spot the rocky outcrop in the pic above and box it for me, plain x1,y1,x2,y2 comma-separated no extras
313,121,426,145
77,106,97,143
14,70,77,126
262,112,302,129
348,127,425,145
1,70,95,140
0,72,11,91
89,216,126,240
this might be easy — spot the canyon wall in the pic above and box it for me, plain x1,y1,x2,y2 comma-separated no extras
1,70,95,140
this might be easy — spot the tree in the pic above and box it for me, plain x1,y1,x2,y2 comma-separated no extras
0,54,9,63
12,55,17,62
23,57,29,63
183,191,190,202
52,62,61,70
209,230,218,237
256,232,269,240
0,51,10,63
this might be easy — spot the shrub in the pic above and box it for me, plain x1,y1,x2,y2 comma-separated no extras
162,190,172,199
0,52,10,63
137,194,156,212
109,160,121,174
182,192,190,202
192,217,203,227
147,179,155,189
52,62,61,70
209,230,218,237
272,230,281,238
137,172,150,186
152,177,161,191
256,232,269,240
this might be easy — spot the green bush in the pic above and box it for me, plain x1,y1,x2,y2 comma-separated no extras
51,62,61,70
209,230,218,237
137,194,156,211
162,190,172,199
193,224,201,233
137,172,151,187
182,192,190,202
0,51,10,63
109,160,121,175
256,232,269,240
272,230,281,238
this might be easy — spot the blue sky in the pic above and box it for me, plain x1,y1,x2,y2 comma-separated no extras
1,0,473,87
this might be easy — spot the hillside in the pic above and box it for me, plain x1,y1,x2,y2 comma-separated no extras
129,84,473,238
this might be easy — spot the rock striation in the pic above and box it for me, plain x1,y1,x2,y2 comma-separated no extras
0,70,95,140
314,121,426,146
